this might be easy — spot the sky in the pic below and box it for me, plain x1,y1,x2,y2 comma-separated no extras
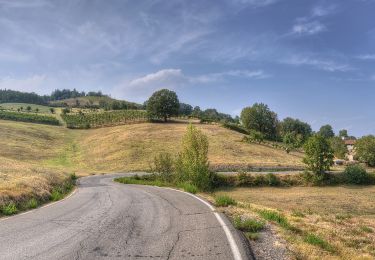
0,0,374,136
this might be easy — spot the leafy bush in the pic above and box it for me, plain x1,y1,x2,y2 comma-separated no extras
329,136,347,159
50,188,63,201
244,130,265,144
1,202,18,215
303,135,334,177
265,173,280,186
175,124,214,191
215,195,237,207
355,135,375,167
343,164,369,184
151,152,174,182
222,122,249,135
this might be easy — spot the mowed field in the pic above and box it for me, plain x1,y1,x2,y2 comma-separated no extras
214,186,375,259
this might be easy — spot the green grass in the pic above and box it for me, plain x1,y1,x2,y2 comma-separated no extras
360,225,373,233
245,232,260,241
1,202,18,215
257,209,294,230
115,176,170,187
178,182,198,194
304,233,335,252
215,195,237,207
0,103,53,113
233,216,265,232
50,188,64,201
25,198,38,209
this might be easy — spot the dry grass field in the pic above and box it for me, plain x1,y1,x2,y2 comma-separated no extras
214,186,375,259
77,122,304,172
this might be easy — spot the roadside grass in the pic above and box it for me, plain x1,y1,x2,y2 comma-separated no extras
115,176,171,187
1,202,18,215
177,182,198,194
212,186,375,259
215,195,237,207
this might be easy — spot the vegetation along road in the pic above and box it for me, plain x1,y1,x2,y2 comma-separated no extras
0,173,252,260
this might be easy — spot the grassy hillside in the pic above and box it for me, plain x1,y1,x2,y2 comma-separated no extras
49,96,142,109
0,120,74,207
77,122,304,172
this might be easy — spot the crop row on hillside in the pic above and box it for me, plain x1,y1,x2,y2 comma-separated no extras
0,110,60,125
61,110,148,128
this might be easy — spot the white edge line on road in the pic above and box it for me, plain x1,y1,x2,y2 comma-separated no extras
0,188,78,222
162,187,243,260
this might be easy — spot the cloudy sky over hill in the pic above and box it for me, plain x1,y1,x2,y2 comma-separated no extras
0,0,374,135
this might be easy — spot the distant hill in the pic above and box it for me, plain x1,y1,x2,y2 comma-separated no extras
49,96,143,109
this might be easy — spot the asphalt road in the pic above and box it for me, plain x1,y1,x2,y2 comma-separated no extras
0,174,252,260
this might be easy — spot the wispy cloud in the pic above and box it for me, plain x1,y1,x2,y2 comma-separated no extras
356,54,375,60
228,0,279,8
292,21,326,36
284,55,352,72
192,70,270,83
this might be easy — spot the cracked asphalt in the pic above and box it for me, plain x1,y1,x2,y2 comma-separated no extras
0,173,252,260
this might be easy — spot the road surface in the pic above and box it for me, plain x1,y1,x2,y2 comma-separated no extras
0,174,252,260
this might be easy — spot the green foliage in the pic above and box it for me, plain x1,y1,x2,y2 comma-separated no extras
233,216,265,232
49,107,55,114
175,124,214,191
26,198,38,209
0,110,60,125
0,89,49,105
50,188,63,201
244,130,265,143
151,152,174,182
115,176,169,187
215,195,237,207
265,173,280,186
329,136,347,159
222,122,249,135
304,233,335,252
61,110,147,129
240,103,279,140
178,103,193,116
339,129,348,138
343,164,369,184
280,117,312,143
1,202,18,215
303,135,334,176
199,108,234,123
318,124,335,139
283,132,303,153
245,232,260,241
258,209,293,230
355,135,375,167
178,182,198,194
146,89,179,122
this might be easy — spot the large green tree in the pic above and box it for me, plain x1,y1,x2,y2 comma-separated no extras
240,103,279,140
303,135,334,176
329,136,347,159
280,117,312,144
355,135,375,167
146,89,179,122
318,124,335,139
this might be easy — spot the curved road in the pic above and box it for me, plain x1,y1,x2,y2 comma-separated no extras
0,174,252,260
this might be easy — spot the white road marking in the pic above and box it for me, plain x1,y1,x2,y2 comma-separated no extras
163,187,243,260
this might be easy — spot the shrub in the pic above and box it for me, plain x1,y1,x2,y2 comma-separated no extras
233,216,265,232
50,188,63,201
215,195,237,207
245,130,265,144
222,122,249,135
237,171,253,186
2,202,18,215
265,173,280,186
175,124,214,191
343,164,369,184
355,135,375,167
254,174,266,186
151,152,174,182
303,135,334,177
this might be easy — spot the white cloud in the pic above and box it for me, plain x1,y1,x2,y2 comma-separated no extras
292,21,327,36
0,75,47,92
356,54,375,60
284,56,352,72
129,69,187,89
192,70,270,83
311,5,337,17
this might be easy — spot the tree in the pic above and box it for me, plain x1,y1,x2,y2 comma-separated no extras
191,106,202,118
179,103,193,116
146,89,179,122
175,124,212,191
26,106,32,112
279,117,312,144
355,135,375,167
318,124,334,139
303,135,334,176
240,103,279,140
339,129,348,139
283,132,303,153
329,136,347,159
50,108,55,114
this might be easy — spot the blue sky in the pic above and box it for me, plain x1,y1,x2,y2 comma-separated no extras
0,0,374,136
